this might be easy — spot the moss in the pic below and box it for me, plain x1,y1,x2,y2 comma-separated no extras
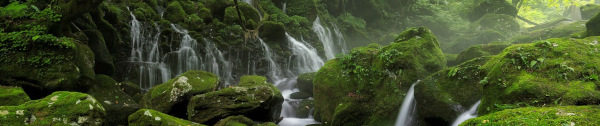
415,57,490,125
445,53,458,66
468,0,518,22
295,100,315,118
128,109,204,126
479,37,600,115
87,75,139,125
581,4,600,20
140,70,218,114
455,44,510,65
297,72,315,95
0,91,105,125
258,21,286,44
223,3,260,29
510,21,587,44
0,86,31,106
447,29,506,54
586,12,600,37
118,81,141,100
461,105,600,126
290,92,311,99
474,13,520,35
187,76,283,125
313,27,446,125
238,75,267,86
286,0,317,21
165,1,187,24
214,115,254,126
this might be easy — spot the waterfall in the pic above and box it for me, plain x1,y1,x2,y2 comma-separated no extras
282,2,287,14
313,17,347,60
258,38,283,81
395,80,421,126
451,100,481,126
285,33,325,74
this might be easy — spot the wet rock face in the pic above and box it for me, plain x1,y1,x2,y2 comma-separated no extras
0,91,106,125
313,27,446,126
139,70,218,116
187,75,283,125
128,109,205,126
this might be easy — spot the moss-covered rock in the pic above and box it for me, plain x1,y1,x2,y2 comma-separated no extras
455,44,510,65
214,115,254,126
87,75,139,125
414,57,490,125
165,1,187,24
223,3,260,29
510,20,587,44
128,109,204,126
297,72,315,95
83,30,115,76
586,12,600,36
118,81,141,100
581,4,600,20
0,86,31,106
187,75,283,125
290,92,311,99
313,27,446,126
461,105,600,126
286,0,318,21
294,100,315,118
447,30,507,54
473,13,520,35
0,91,105,125
468,0,518,22
259,21,286,45
139,70,218,116
479,36,600,115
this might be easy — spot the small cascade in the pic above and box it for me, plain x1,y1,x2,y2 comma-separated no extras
258,38,283,81
313,17,347,60
202,38,234,86
395,80,421,126
451,100,482,126
285,33,325,74
282,2,287,14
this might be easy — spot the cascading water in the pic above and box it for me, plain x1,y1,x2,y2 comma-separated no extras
451,100,481,126
286,33,325,74
313,17,347,60
395,80,421,126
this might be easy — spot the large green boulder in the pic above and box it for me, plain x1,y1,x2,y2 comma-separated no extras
0,91,105,125
140,70,218,116
510,20,587,44
0,86,31,106
297,72,316,95
468,0,518,22
313,27,446,125
479,36,600,115
473,13,520,35
461,105,600,125
581,4,600,20
187,75,283,125
586,12,600,36
128,109,205,126
214,115,254,126
87,75,139,125
414,57,490,125
455,44,509,64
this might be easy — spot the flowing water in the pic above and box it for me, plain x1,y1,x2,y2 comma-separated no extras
395,80,421,126
451,100,482,126
313,17,347,60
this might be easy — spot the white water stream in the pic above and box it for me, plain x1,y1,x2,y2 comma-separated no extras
395,80,421,126
451,100,481,126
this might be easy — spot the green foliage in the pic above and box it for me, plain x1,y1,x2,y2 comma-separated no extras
338,13,366,29
461,105,600,126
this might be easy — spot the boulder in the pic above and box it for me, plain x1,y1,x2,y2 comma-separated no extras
468,0,518,22
128,109,205,126
313,27,446,125
473,14,520,35
0,91,105,125
139,70,218,117
581,4,600,20
414,57,490,125
461,105,600,125
455,44,509,64
214,115,279,126
118,81,142,100
479,36,600,115
83,30,115,76
223,3,260,29
586,12,600,36
87,75,139,125
290,92,311,99
187,75,283,125
0,86,31,106
447,30,506,53
510,20,587,44
296,72,315,95
294,100,315,118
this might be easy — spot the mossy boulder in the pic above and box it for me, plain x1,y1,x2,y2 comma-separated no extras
0,86,31,106
586,12,600,36
139,70,218,116
455,44,510,65
581,4,600,20
510,20,587,44
290,92,311,99
445,53,458,67
165,1,187,24
461,105,600,125
447,30,506,54
297,72,315,95
286,0,318,21
259,21,286,45
473,13,520,35
223,3,260,29
313,27,446,125
479,36,600,115
0,91,105,125
187,75,283,125
468,0,518,22
214,115,254,126
294,100,315,118
0,42,95,99
128,109,205,126
118,81,141,100
87,75,139,125
83,30,115,76
414,57,490,125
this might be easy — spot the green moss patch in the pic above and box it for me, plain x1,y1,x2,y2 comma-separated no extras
461,105,600,126
0,86,31,106
128,109,204,126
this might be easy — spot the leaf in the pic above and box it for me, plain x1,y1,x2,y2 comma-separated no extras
530,60,537,68
31,5,39,12
32,35,40,41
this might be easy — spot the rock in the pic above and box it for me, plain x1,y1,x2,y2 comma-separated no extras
87,75,139,125
259,21,286,45
0,91,105,125
83,30,115,76
294,100,315,118
286,0,318,21
313,27,446,125
0,42,95,99
445,53,458,66
297,72,315,95
128,109,205,126
455,44,509,65
586,12,600,36
0,86,31,106
290,92,311,99
581,4,600,20
187,75,283,125
118,81,142,99
140,70,218,117
473,14,520,35
461,105,600,125
165,1,187,24
223,3,260,29
479,36,600,115
510,20,587,44
214,115,254,126
414,57,490,125
447,30,506,54
468,0,518,22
